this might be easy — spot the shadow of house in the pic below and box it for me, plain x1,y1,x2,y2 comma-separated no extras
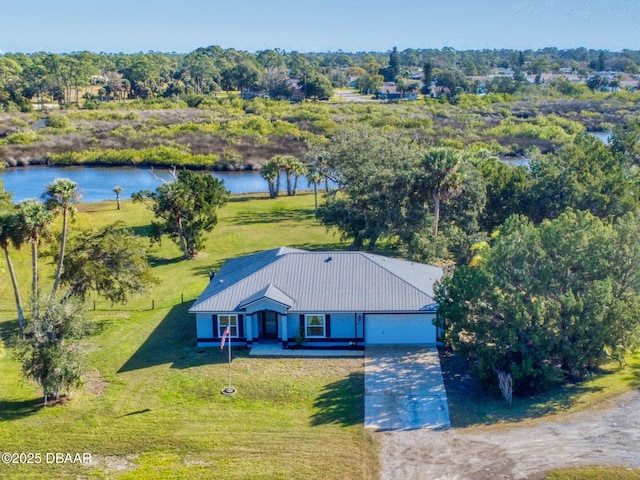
118,303,225,372
310,372,364,427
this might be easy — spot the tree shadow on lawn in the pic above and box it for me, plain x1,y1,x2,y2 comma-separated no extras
148,255,185,268
623,358,640,389
290,242,349,252
310,372,364,427
0,398,43,421
118,303,226,373
438,347,608,428
0,317,20,346
225,207,316,226
190,259,228,278
130,224,154,238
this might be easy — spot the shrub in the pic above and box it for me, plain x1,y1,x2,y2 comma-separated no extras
4,130,40,145
46,115,71,129
49,146,219,169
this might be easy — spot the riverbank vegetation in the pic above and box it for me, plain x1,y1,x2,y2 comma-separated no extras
1,46,639,169
1,95,639,170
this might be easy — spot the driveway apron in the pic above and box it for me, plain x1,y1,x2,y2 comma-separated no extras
365,346,450,431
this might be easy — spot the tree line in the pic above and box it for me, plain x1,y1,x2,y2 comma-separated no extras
307,119,640,397
2,46,639,111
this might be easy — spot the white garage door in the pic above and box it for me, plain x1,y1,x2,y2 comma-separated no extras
365,314,436,345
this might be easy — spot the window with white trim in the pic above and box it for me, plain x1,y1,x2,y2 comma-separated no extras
305,314,326,338
219,314,238,337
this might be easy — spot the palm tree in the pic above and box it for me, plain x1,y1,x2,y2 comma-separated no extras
260,159,281,199
0,212,26,331
18,200,54,301
113,186,123,210
305,165,323,216
272,155,306,196
45,178,80,297
420,148,465,237
304,145,333,192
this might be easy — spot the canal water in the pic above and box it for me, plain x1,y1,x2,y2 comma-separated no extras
0,166,278,203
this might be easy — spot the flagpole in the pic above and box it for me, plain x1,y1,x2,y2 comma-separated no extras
220,325,236,395
228,326,232,388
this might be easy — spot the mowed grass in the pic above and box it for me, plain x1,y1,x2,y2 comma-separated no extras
545,466,640,480
0,192,378,479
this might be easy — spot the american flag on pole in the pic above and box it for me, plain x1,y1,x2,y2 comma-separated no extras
220,326,230,350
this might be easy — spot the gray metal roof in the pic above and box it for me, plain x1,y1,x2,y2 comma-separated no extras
189,247,442,313
238,283,295,309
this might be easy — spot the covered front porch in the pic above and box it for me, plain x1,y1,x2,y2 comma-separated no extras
248,341,364,357
240,285,294,345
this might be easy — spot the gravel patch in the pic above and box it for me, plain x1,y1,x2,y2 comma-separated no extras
377,390,640,479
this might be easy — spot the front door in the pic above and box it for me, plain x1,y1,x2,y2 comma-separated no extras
261,311,278,339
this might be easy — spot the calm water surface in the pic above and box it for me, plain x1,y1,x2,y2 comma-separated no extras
0,166,275,203
0,131,610,203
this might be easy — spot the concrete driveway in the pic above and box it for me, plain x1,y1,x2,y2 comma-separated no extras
364,346,450,431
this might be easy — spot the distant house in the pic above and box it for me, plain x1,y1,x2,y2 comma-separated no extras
589,71,638,91
189,247,443,349
376,83,418,101
524,73,582,85
287,79,305,102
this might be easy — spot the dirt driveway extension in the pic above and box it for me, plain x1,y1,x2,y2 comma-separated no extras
377,390,640,480
365,346,451,431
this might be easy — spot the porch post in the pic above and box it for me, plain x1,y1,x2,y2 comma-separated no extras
279,314,288,344
245,314,253,342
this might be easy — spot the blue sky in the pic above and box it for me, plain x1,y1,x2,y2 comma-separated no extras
1,0,639,54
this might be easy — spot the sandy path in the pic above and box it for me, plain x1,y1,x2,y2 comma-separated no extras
377,390,640,480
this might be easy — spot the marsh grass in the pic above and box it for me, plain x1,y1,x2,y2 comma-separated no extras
4,95,640,170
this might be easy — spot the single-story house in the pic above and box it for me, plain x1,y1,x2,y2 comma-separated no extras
376,83,419,101
189,247,443,349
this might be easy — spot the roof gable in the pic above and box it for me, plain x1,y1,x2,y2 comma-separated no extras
238,283,295,310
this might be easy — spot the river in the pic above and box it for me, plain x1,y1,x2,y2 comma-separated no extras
0,166,279,203
0,132,612,203
502,130,612,167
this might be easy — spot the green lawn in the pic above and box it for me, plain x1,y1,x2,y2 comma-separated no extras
545,466,640,480
2,191,639,479
0,192,378,479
